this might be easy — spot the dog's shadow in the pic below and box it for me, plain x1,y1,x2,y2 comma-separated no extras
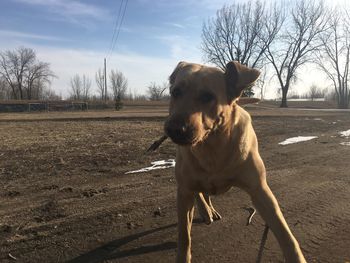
66,219,206,263
66,223,179,263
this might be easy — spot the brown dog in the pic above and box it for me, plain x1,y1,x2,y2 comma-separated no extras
164,61,306,263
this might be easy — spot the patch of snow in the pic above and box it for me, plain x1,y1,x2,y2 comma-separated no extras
279,136,318,145
339,129,350,137
313,118,323,121
340,142,350,146
292,108,350,112
125,159,175,174
287,98,325,101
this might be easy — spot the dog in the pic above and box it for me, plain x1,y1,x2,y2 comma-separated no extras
164,61,306,263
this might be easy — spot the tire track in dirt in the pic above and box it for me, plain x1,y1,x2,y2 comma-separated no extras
269,171,350,262
297,181,349,255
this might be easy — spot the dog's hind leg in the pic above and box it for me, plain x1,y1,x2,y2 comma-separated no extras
195,192,222,224
203,193,222,221
195,192,213,224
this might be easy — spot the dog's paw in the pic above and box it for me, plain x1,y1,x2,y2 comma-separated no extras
211,209,222,221
198,208,222,224
199,212,214,225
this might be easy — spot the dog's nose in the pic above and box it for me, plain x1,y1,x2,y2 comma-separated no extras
165,118,194,145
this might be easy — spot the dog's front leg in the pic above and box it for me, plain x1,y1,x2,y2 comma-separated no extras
176,188,195,263
247,180,306,263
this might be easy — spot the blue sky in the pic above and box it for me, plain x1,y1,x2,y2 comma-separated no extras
1,0,215,54
0,0,230,97
0,0,348,98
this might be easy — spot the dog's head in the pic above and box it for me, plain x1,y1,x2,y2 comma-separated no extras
164,61,260,146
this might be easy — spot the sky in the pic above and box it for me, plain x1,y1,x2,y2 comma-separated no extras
0,0,348,99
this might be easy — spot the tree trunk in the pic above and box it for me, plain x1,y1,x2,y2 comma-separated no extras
280,88,288,108
27,87,32,100
338,96,349,109
18,84,23,100
338,101,347,109
10,85,17,99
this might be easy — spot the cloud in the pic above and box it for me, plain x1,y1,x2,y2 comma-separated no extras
0,42,180,98
13,0,110,21
136,0,229,11
0,31,181,98
155,34,202,61
0,30,68,42
0,25,204,99
165,23,185,29
189,0,232,10
38,47,180,98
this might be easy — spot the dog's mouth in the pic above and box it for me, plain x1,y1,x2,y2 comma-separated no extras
167,129,210,146
165,124,198,146
164,116,213,146
166,132,197,146
170,137,194,146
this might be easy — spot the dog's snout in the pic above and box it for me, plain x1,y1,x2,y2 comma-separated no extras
165,117,194,145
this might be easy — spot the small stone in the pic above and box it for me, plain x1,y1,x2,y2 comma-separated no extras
127,222,135,229
59,186,73,193
7,191,20,197
153,207,162,217
0,224,12,233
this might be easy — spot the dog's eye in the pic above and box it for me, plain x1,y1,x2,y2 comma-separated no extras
199,92,215,103
171,88,182,99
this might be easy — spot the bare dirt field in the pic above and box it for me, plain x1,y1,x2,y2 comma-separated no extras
1,104,350,263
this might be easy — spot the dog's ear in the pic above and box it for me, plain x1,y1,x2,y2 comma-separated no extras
169,61,187,85
225,61,260,102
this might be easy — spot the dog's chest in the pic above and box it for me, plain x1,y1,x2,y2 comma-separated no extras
178,149,242,195
191,170,235,195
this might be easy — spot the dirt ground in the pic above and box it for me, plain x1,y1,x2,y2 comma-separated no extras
1,104,350,263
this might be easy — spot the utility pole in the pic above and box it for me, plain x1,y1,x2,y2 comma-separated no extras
104,58,107,102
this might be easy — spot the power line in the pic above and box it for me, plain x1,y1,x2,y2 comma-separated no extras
107,0,124,58
111,0,128,55
107,0,128,59
104,0,129,102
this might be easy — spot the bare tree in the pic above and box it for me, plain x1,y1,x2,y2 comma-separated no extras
69,74,91,101
147,82,168,100
109,69,127,110
0,76,8,99
41,87,61,100
31,78,45,100
0,47,35,99
266,0,328,107
124,87,134,101
81,74,91,101
0,47,55,100
95,68,105,100
255,68,267,100
25,61,55,99
201,0,283,70
201,0,283,97
70,74,82,100
316,9,350,108
308,84,325,101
